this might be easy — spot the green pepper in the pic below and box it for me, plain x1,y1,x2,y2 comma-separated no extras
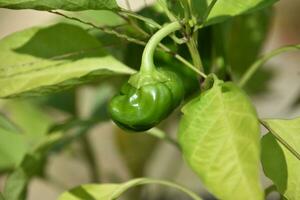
109,69,184,131
109,22,189,132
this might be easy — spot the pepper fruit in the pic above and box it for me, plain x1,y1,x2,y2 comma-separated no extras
109,68,184,132
109,22,188,132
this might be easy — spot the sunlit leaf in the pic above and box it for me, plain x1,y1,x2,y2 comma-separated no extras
178,75,263,200
0,23,135,98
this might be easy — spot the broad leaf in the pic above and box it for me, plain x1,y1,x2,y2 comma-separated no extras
3,133,63,200
59,178,202,200
178,75,263,200
192,0,277,26
262,131,300,200
0,0,118,11
0,23,135,98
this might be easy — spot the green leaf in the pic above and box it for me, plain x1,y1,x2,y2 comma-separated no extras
178,75,263,200
261,118,300,161
58,178,203,200
193,0,278,26
0,23,135,98
3,133,63,200
261,130,300,200
261,134,287,195
0,0,118,11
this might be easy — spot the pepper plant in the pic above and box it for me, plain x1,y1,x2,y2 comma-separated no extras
0,0,299,200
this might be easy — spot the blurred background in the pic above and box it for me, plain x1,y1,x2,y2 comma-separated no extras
0,0,299,199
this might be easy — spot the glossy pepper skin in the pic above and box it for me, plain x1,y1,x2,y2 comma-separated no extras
109,69,184,132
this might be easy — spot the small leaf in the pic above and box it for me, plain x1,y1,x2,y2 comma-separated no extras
178,75,263,200
261,130,300,200
193,0,278,26
0,0,118,11
59,178,202,200
0,23,135,98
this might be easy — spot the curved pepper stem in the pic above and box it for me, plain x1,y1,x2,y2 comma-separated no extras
140,21,182,73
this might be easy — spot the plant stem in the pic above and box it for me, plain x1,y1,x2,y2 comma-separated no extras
141,21,183,72
239,44,300,88
119,14,149,38
118,9,162,29
260,120,300,161
80,130,101,182
187,38,204,72
142,179,202,200
48,10,146,46
158,43,207,78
